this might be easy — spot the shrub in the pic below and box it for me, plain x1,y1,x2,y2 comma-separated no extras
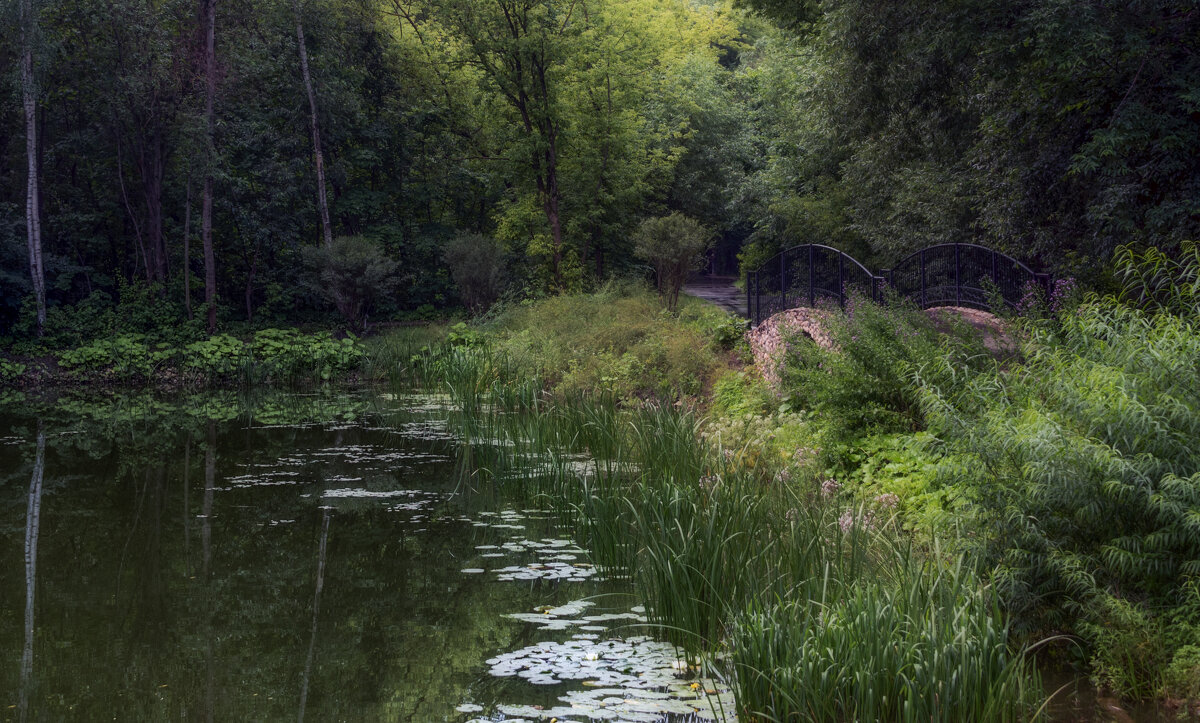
779,294,986,433
919,299,1200,697
303,236,400,332
633,213,713,312
0,359,27,384
251,328,363,382
57,335,177,381
182,334,249,378
443,233,507,314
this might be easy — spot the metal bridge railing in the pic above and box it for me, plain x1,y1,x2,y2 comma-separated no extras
748,243,1050,327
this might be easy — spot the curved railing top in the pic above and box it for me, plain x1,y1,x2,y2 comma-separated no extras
762,243,876,279
886,243,1042,278
746,242,1050,327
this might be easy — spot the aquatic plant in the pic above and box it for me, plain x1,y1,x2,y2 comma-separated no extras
428,344,1046,720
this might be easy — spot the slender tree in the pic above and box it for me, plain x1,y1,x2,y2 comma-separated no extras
20,0,46,337
294,0,334,247
19,425,46,723
201,0,218,334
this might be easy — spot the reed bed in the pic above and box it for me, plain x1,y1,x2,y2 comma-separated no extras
407,345,1045,721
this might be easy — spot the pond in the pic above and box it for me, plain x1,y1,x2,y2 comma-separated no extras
0,390,733,722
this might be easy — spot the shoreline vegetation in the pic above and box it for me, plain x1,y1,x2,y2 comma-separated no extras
5,251,1200,718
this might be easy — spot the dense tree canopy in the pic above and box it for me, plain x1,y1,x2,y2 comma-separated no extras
2,0,1197,342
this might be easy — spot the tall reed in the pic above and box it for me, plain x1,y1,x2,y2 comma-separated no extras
424,345,1045,720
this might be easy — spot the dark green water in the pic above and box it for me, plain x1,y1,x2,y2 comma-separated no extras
0,390,730,722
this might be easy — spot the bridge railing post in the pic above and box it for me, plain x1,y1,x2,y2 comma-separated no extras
955,243,962,307
754,271,761,326
808,245,815,307
920,249,927,308
780,251,787,312
746,272,752,326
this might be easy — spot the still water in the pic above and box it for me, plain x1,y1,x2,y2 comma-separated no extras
0,390,731,722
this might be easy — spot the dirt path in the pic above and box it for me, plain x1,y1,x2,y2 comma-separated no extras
682,275,747,317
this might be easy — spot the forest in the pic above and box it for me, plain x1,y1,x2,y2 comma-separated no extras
5,1,1200,720
4,0,1197,344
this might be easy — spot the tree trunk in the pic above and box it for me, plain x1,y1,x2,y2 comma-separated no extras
19,425,45,723
20,0,46,338
201,0,218,334
294,0,333,248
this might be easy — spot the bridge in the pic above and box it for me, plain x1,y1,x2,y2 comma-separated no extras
746,243,1050,327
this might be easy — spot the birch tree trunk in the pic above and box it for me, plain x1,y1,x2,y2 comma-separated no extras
294,0,333,248
20,0,46,338
19,426,46,723
201,0,218,334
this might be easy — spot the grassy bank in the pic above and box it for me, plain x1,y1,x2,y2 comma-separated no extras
395,270,1200,715
403,342,1045,720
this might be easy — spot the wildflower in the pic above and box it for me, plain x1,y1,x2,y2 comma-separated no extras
785,508,799,522
839,508,875,533
874,493,899,509
821,478,841,498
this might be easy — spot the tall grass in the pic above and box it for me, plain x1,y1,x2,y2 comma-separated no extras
418,343,1045,720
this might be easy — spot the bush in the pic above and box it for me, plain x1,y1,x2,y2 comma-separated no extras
779,294,986,433
633,213,713,312
919,298,1200,698
57,334,177,381
443,233,507,314
303,236,400,332
250,328,364,382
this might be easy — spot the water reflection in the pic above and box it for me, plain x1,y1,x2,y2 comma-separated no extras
0,391,730,722
19,425,44,723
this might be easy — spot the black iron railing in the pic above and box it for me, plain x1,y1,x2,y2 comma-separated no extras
747,243,1050,327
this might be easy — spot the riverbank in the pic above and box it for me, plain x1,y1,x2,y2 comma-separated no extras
7,279,1199,718
403,282,1200,719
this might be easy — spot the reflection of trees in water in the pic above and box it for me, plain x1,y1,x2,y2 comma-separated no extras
298,508,331,723
19,424,45,723
0,395,571,719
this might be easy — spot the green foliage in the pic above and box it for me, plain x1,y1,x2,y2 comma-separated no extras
1165,646,1200,701
632,213,714,311
52,328,364,386
919,294,1200,698
825,433,965,537
1081,596,1173,701
709,369,774,418
482,284,732,401
780,296,986,433
1114,241,1200,318
57,335,177,381
181,335,249,378
424,350,1045,720
303,236,401,332
250,328,364,382
445,322,485,348
442,233,507,314
730,557,1041,722
0,359,28,384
